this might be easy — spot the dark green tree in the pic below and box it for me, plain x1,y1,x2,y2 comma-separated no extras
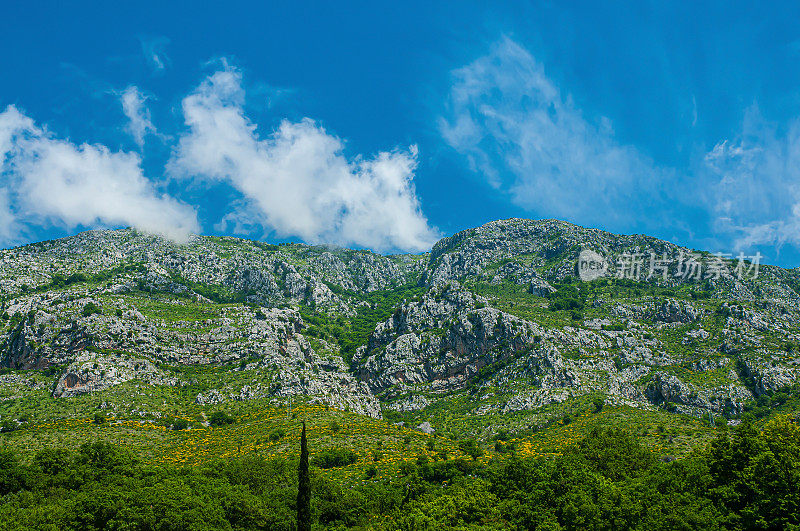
297,421,311,531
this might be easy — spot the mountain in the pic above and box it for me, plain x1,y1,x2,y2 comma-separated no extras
2,218,800,439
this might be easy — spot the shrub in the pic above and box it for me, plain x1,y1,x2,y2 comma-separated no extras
494,429,510,441
458,439,484,461
593,398,605,413
0,449,29,495
208,411,235,427
311,448,357,469
93,412,107,425
329,420,341,434
172,418,189,431
81,302,102,317
399,461,416,476
269,428,286,442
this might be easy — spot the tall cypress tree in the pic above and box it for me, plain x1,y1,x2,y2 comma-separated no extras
297,420,311,531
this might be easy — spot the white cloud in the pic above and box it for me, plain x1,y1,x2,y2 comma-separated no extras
440,37,668,229
139,36,170,72
705,107,800,251
0,105,33,157
0,105,199,244
169,67,438,253
120,86,156,147
0,189,16,244
0,106,33,243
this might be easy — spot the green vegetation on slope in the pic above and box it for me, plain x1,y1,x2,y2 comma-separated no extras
0,415,798,530
301,281,426,364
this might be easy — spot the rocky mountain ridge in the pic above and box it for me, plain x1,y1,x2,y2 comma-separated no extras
2,218,799,432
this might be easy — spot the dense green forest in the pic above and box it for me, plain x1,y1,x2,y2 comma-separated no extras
1,416,798,530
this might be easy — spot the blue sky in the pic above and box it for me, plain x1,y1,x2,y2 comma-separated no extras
2,2,800,266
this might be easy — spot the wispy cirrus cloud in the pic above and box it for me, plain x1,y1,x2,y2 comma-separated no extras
0,105,198,244
139,35,171,72
441,37,800,256
169,66,439,253
439,37,671,230
705,106,800,252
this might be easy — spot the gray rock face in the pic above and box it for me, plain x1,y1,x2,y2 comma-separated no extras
652,299,701,323
353,283,546,395
0,285,380,416
739,355,800,395
54,352,175,397
416,421,435,434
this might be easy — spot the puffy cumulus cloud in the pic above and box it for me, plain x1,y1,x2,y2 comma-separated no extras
169,68,438,253
120,86,156,147
440,37,669,229
0,105,199,244
705,107,800,251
